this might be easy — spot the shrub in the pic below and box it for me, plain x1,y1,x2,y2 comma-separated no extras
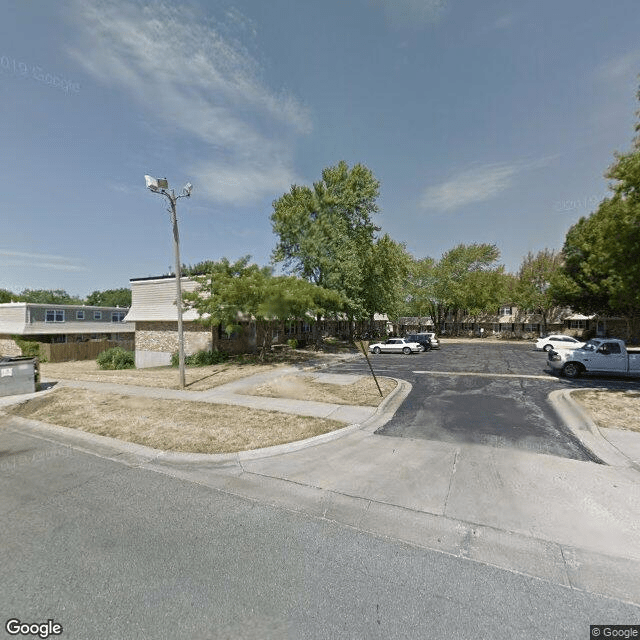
13,337,47,362
97,347,135,370
287,338,298,349
171,349,229,367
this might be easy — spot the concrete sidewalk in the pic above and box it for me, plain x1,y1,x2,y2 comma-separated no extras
2,361,640,605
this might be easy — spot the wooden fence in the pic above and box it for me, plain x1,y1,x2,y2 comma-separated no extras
40,340,135,363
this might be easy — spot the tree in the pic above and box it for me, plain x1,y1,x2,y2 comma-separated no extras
359,234,411,327
514,249,563,334
19,289,83,304
271,161,381,337
0,289,16,303
85,288,131,307
183,256,344,356
552,82,640,339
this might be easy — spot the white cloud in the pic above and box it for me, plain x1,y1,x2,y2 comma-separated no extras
0,250,87,271
419,162,523,211
190,159,304,206
68,0,311,204
596,51,640,81
372,0,447,27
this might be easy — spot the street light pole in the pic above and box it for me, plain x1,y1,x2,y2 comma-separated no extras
145,176,192,390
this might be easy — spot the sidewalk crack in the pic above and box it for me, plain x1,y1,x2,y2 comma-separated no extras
443,449,459,516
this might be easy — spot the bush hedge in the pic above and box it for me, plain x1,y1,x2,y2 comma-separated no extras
97,347,135,370
13,337,47,362
171,349,229,367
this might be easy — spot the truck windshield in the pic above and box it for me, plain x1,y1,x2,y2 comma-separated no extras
580,340,600,352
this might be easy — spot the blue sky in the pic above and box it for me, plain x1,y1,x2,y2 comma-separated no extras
1,0,639,298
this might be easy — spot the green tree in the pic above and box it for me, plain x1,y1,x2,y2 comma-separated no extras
85,288,131,307
359,234,411,327
19,289,83,304
552,83,640,339
0,289,16,303
514,249,563,334
183,256,343,356
271,160,381,337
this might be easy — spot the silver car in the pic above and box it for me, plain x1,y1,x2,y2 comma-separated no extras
535,335,584,352
369,338,422,355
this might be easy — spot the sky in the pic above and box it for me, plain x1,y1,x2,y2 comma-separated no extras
1,0,639,298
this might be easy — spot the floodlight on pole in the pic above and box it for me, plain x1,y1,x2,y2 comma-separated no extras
144,174,193,389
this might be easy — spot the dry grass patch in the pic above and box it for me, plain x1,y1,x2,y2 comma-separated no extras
5,387,344,453
40,360,288,391
246,375,396,406
572,390,640,433
38,350,350,391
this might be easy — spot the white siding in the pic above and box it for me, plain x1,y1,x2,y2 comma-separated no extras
0,303,27,333
125,277,203,322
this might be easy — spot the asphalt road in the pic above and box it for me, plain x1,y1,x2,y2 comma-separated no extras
332,341,640,462
1,424,638,639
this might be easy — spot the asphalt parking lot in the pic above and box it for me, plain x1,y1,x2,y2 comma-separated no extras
330,341,640,462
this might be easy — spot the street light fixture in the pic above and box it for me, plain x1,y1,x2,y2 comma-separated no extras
144,175,193,389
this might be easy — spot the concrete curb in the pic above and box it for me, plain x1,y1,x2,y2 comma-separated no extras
548,388,640,472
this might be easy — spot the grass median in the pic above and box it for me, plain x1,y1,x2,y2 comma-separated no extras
8,357,396,453
6,387,347,454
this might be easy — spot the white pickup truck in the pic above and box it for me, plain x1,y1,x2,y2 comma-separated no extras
547,338,640,378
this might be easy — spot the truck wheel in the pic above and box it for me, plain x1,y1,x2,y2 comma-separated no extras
562,362,582,379
402,347,411,354
372,347,381,354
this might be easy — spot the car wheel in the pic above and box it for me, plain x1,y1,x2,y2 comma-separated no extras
402,347,411,354
423,344,432,352
372,347,381,354
562,362,582,379
543,344,553,352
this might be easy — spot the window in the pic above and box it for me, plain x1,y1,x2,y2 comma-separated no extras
524,323,539,333
76,310,85,320
602,342,621,354
499,306,512,316
111,311,126,322
45,309,64,322
569,320,586,329
94,311,102,320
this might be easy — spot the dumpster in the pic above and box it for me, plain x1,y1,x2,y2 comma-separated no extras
0,356,39,397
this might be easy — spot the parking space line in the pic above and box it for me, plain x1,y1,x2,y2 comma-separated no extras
412,370,560,381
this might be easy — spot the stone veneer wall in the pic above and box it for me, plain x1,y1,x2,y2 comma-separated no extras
0,337,22,357
135,321,212,355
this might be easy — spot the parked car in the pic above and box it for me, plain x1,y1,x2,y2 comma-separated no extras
547,338,640,378
535,335,584,352
405,333,432,352
406,332,440,350
369,338,422,354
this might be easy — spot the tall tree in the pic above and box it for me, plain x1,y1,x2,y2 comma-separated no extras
405,244,505,333
85,288,131,307
514,249,563,334
359,234,411,326
271,161,380,332
552,82,640,338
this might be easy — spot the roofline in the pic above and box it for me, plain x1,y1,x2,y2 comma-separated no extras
0,302,129,310
130,275,191,282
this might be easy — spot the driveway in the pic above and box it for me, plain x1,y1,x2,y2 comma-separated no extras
331,341,640,461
